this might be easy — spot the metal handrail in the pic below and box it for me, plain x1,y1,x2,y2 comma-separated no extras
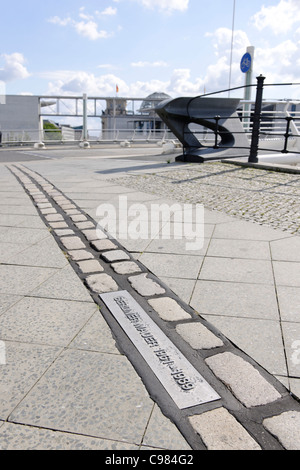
0,128,177,146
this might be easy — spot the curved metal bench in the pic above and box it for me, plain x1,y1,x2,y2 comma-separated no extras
156,96,249,162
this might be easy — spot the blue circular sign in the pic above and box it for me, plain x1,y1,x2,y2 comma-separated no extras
240,52,252,73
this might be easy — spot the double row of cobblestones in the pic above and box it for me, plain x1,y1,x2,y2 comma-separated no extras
112,161,300,235
7,163,300,450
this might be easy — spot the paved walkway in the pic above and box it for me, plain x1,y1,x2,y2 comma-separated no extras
0,147,299,451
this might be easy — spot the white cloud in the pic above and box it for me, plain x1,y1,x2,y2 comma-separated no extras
74,20,112,40
135,0,189,13
47,72,129,96
48,9,115,40
252,0,300,35
131,61,168,67
49,16,72,26
45,67,202,98
98,7,117,16
206,28,250,60
0,53,30,83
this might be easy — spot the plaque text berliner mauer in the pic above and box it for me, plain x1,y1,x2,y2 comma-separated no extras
100,291,220,409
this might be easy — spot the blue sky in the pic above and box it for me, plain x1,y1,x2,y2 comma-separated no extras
1,0,300,100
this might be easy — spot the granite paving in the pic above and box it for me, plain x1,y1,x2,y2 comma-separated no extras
0,152,299,451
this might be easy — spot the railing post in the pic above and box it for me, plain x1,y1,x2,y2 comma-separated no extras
214,115,220,149
249,75,265,163
82,93,88,141
282,116,293,153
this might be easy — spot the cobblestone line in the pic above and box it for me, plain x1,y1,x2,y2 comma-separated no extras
110,162,300,235
7,163,300,451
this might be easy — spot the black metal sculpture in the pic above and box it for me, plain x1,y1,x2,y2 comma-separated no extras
155,96,249,162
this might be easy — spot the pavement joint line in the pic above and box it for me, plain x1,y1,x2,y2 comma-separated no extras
5,162,300,450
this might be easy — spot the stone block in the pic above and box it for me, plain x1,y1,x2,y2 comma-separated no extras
82,229,107,241
70,214,87,222
37,203,52,209
40,208,57,215
101,250,130,263
77,260,104,274
176,322,223,349
75,221,95,230
263,411,300,450
60,204,77,210
205,352,281,407
45,214,64,222
148,297,191,322
111,261,142,275
61,236,86,250
68,250,94,261
54,229,74,237
189,408,261,450
86,273,119,294
48,222,69,229
91,239,118,252
128,274,165,297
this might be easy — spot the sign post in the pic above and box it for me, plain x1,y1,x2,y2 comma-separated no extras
241,46,255,131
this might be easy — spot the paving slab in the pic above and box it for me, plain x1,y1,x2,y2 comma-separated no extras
9,349,154,443
0,422,138,450
199,257,274,285
30,265,93,302
273,261,300,287
270,236,300,262
276,286,300,322
69,311,120,354
142,405,191,450
212,219,292,241
0,264,59,296
0,297,97,347
0,294,23,317
7,237,68,268
136,252,203,279
0,226,49,245
206,238,271,260
0,342,62,419
203,316,287,376
191,280,279,320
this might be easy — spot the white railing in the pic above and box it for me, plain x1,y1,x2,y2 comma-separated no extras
1,100,300,154
0,128,177,145
188,100,300,153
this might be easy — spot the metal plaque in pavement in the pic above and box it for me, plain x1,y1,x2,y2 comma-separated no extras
100,290,220,410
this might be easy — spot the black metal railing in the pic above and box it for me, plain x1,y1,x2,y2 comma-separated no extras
182,75,300,163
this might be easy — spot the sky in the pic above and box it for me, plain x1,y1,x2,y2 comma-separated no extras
1,0,300,101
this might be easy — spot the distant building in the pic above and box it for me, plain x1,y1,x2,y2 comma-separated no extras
0,95,41,142
101,92,171,140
